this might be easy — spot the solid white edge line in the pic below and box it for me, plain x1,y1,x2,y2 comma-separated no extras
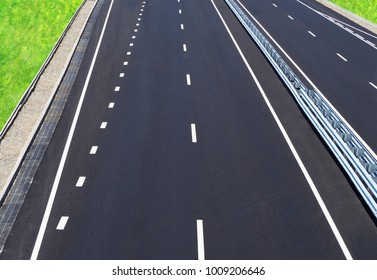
237,0,377,160
30,0,116,260
336,53,348,62
213,0,352,260
56,216,69,230
191,123,197,143
197,219,205,260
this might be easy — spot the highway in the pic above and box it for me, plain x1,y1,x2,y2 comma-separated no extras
1,0,377,260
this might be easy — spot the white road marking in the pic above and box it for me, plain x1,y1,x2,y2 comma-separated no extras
132,35,136,39
108,102,115,108
183,43,187,52
186,74,191,85
120,73,125,77
181,24,184,30
100,122,107,129
56,216,69,230
288,15,294,20
141,9,144,12
127,51,131,56
197,220,205,260
236,0,377,160
134,28,138,32
214,0,353,260
365,40,376,47
115,86,120,91
369,82,377,90
130,43,134,47
336,53,348,62
90,146,98,155
139,13,142,16
30,0,116,260
138,18,141,21
136,23,140,27
308,31,316,37
76,176,86,187
191,123,197,143
273,3,277,7
124,61,129,65
179,9,182,14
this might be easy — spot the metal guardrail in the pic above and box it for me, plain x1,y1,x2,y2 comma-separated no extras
0,0,87,142
224,0,377,217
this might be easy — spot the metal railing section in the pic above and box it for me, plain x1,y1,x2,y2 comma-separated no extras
224,0,377,217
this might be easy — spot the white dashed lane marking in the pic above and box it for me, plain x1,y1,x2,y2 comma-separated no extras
75,176,86,187
100,122,107,129
186,74,191,85
370,82,377,90
191,124,197,143
56,216,69,231
336,53,348,62
90,146,98,155
308,31,316,37
108,102,115,108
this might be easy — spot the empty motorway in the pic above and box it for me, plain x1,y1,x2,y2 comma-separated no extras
1,0,377,260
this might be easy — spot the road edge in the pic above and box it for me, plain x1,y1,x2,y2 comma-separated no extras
315,0,377,34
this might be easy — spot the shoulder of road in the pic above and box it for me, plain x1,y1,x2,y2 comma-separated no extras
0,0,98,200
315,0,377,34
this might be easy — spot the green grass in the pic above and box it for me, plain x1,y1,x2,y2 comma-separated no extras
329,0,377,24
0,0,83,130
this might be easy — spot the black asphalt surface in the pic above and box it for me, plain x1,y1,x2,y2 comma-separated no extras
239,0,377,152
1,0,377,260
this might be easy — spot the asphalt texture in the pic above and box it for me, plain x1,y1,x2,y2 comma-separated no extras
1,0,377,260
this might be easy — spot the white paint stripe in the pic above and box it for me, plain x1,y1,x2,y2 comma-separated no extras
354,33,365,40
369,82,377,90
108,102,115,108
132,35,136,39
100,122,107,129
115,86,120,91
214,0,353,260
273,3,277,7
186,74,191,85
120,73,125,78
336,53,348,62
181,24,184,30
124,61,129,65
179,9,182,14
191,123,197,143
365,40,376,47
127,51,131,56
308,31,316,37
138,18,141,21
30,0,116,260
90,146,98,155
288,15,294,20
56,216,69,230
183,44,187,52
134,29,138,32
237,0,377,162
76,176,86,187
130,43,134,47
197,220,205,260
136,23,140,27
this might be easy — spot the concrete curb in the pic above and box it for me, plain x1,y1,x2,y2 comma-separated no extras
0,0,98,201
315,0,377,34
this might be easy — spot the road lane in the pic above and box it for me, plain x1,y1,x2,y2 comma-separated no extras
1,0,377,260
238,0,377,154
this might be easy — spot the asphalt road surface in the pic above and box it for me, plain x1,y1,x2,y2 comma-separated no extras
1,0,377,260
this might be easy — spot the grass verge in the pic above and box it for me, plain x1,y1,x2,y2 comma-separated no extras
328,0,377,24
0,0,83,131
